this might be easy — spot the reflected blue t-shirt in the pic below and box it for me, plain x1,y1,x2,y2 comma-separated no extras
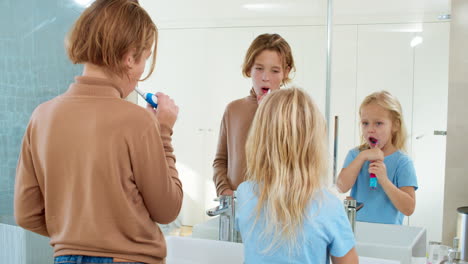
235,181,355,264
343,148,418,225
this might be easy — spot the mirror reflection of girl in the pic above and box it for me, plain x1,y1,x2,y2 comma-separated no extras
337,91,418,225
236,88,358,263
213,33,295,196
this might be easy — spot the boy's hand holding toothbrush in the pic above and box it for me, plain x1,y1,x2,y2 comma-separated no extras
146,92,179,129
134,87,179,129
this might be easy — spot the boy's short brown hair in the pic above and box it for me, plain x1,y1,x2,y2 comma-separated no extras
242,33,295,84
66,0,157,80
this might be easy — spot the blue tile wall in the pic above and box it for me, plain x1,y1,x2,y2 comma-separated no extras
0,0,84,222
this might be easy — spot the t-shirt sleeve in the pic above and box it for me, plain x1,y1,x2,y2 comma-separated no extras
396,156,418,190
328,196,356,257
234,182,249,232
342,149,358,169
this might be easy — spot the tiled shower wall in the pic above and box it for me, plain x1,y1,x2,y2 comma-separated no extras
0,0,83,222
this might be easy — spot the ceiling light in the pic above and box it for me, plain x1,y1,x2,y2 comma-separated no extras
438,14,451,20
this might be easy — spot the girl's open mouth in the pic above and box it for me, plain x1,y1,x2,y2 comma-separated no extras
369,137,378,146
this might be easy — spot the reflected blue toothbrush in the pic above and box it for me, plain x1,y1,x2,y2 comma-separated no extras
369,137,378,190
135,87,158,108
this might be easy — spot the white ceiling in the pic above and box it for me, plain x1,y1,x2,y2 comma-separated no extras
140,0,451,27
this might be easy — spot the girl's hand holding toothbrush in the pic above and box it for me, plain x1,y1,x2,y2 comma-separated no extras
368,160,389,184
362,147,384,162
365,142,384,189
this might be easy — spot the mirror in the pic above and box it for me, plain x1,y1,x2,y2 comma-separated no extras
0,0,451,250
136,0,451,244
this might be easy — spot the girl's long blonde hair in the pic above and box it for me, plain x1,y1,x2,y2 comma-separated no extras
358,91,407,152
245,87,328,253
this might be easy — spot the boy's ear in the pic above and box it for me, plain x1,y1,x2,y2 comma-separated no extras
284,66,291,79
123,49,136,69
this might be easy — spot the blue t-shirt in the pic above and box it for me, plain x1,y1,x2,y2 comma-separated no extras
343,148,418,225
235,181,355,264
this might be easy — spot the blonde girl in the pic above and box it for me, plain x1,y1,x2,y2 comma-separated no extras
337,91,418,225
236,88,358,264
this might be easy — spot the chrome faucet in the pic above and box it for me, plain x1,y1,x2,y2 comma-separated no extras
206,195,241,242
344,198,357,233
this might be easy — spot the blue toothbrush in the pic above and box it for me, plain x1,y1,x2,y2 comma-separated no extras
135,87,158,108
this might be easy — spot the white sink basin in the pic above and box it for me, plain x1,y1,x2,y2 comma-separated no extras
166,236,243,264
355,221,426,264
165,236,401,264
193,218,426,264
359,257,400,264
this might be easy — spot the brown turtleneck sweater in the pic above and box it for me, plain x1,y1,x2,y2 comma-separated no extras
213,89,259,195
14,76,183,264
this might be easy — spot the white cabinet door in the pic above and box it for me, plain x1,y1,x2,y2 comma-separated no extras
201,28,255,218
331,25,359,189
332,23,416,195
410,22,449,243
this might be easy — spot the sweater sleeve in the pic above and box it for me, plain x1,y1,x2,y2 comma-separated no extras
213,108,231,196
14,119,49,237
131,118,183,224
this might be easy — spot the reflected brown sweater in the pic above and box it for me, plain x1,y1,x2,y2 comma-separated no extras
14,76,183,264
213,89,258,195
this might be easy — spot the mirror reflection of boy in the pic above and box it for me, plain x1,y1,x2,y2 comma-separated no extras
213,33,295,196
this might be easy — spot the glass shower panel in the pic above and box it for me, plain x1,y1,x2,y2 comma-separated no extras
0,0,84,224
